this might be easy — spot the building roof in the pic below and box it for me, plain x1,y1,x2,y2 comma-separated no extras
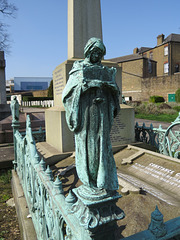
108,54,144,63
163,33,180,43
138,47,152,53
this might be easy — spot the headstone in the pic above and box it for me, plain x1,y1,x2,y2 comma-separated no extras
0,51,6,104
116,145,180,206
0,51,11,121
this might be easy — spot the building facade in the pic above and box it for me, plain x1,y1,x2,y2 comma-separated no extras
110,33,180,102
13,77,52,92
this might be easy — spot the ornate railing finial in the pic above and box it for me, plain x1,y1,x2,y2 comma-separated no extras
148,206,167,238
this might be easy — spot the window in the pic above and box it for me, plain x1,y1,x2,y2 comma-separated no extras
164,62,169,73
164,46,168,56
175,63,179,73
149,51,153,59
148,59,152,73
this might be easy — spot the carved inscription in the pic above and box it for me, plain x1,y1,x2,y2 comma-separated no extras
110,113,131,144
54,68,64,96
130,162,180,189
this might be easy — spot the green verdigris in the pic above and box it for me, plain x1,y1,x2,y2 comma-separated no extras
62,37,120,192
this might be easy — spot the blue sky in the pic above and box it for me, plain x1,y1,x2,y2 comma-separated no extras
4,0,180,80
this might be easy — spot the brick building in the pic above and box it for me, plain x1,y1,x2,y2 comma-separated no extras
110,33,180,102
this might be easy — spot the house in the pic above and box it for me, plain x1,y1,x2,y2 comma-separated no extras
137,33,180,76
110,54,156,101
109,33,180,102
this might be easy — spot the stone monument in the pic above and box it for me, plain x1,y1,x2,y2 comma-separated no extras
68,0,102,59
45,0,134,153
0,51,11,121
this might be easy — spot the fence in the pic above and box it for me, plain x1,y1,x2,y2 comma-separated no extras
13,115,90,240
11,97,180,239
135,113,180,159
22,100,54,108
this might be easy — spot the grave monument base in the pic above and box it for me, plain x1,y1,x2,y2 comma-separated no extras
70,186,125,239
0,104,11,121
45,104,135,153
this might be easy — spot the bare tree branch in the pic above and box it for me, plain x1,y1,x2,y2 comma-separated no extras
0,0,17,52
0,0,17,17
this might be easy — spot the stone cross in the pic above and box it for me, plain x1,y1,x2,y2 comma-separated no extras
68,0,103,59
0,51,6,104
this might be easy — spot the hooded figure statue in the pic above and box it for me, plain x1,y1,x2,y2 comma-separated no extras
62,38,120,191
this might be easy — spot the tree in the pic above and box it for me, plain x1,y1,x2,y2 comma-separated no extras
0,0,17,53
48,80,53,98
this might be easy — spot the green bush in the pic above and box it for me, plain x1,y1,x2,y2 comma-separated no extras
149,96,165,103
173,106,180,112
175,88,180,103
22,96,53,101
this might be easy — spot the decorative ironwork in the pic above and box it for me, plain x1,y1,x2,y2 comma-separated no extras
11,100,180,239
12,115,124,240
13,115,79,240
21,126,45,143
135,113,180,159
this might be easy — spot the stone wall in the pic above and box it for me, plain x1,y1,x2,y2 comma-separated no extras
141,73,180,101
123,73,180,102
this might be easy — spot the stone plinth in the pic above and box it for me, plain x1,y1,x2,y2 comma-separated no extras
45,58,126,153
0,104,11,121
53,59,122,107
45,104,134,153
45,106,74,152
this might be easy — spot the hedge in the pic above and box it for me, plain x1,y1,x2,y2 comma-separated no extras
149,96,165,103
22,96,53,101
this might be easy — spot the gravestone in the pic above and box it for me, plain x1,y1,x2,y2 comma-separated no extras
45,0,134,153
116,145,180,206
0,51,11,121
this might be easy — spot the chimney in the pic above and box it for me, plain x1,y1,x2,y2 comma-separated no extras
133,47,139,54
157,34,165,45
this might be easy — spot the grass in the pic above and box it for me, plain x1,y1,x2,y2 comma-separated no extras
0,169,12,204
0,168,20,240
128,101,180,123
135,113,179,123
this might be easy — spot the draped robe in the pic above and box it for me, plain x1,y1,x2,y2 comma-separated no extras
62,60,120,190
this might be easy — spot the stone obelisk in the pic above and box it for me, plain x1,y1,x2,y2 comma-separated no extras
68,0,102,59
45,0,134,154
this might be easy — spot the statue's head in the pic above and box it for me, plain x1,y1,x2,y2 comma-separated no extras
84,38,106,64
12,96,17,101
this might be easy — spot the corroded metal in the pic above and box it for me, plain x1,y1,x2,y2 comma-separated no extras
135,113,180,159
125,206,180,239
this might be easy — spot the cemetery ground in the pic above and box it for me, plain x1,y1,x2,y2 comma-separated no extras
0,103,180,239
129,101,180,122
0,168,20,240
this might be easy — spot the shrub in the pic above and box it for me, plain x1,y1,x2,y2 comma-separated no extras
149,96,165,103
22,96,53,101
173,106,180,112
175,88,180,103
